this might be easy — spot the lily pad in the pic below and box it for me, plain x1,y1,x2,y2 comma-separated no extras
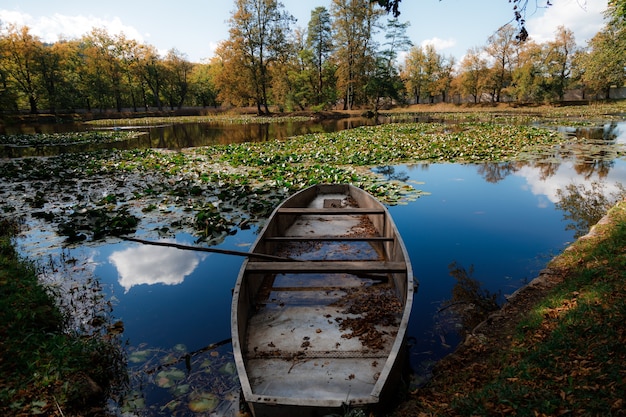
219,361,236,376
188,393,219,413
173,343,187,352
128,350,152,363
156,368,186,387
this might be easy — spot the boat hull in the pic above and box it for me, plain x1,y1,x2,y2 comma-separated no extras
231,184,414,416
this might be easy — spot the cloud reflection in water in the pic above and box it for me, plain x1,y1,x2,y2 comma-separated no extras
109,241,206,292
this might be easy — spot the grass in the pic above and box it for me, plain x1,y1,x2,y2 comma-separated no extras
0,218,125,416
397,200,626,416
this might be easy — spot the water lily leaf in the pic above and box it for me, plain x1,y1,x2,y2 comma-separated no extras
173,383,190,395
219,361,236,375
128,350,151,363
173,343,187,353
188,394,219,412
156,368,186,388
161,400,180,412
156,376,174,388
161,368,186,380
122,394,145,411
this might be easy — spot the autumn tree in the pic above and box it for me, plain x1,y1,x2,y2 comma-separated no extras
544,26,578,101
221,0,295,115
136,44,166,110
458,47,489,103
0,24,43,113
402,46,427,104
161,49,193,110
484,24,517,102
332,0,382,110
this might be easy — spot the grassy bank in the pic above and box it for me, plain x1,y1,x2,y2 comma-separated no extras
396,199,626,416
0,218,124,416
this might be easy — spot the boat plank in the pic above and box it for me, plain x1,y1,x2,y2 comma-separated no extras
263,236,393,242
246,260,406,273
277,208,385,215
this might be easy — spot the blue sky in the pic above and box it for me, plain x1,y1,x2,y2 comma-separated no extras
0,0,608,63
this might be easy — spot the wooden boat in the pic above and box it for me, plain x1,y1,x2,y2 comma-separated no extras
231,184,414,417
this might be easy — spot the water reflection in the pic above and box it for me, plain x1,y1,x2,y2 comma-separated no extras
109,241,206,292
1,117,376,157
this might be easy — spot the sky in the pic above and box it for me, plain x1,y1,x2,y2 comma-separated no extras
0,0,609,64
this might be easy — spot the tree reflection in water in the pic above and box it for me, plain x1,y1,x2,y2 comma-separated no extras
438,262,502,337
556,181,626,238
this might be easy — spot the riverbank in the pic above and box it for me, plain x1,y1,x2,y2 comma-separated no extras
394,199,626,416
0,218,125,416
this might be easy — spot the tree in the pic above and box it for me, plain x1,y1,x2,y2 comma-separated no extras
80,29,127,112
381,18,412,68
484,24,517,102
509,40,547,102
0,24,43,113
162,49,193,110
366,55,404,114
136,44,165,110
222,0,295,115
332,0,382,110
544,26,577,101
307,6,333,106
365,18,411,112
402,45,428,104
189,60,220,107
458,47,489,103
579,22,626,99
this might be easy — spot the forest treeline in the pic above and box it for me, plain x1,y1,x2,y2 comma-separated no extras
1,0,625,116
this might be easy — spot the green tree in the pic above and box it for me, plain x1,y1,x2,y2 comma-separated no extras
307,6,334,106
579,22,626,99
189,59,220,107
509,40,547,102
381,18,412,68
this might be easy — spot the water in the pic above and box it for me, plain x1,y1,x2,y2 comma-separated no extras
7,119,626,415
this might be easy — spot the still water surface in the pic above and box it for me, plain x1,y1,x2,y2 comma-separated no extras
12,119,626,415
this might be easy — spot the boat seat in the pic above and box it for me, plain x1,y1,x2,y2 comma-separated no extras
262,236,393,242
245,260,406,274
276,208,385,215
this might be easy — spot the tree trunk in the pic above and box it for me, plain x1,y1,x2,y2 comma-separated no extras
28,95,38,114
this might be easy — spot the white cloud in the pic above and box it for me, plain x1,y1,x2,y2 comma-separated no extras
0,9,144,44
525,0,609,47
421,37,456,52
109,242,205,293
515,161,626,205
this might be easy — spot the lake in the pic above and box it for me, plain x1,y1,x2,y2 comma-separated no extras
8,119,626,415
